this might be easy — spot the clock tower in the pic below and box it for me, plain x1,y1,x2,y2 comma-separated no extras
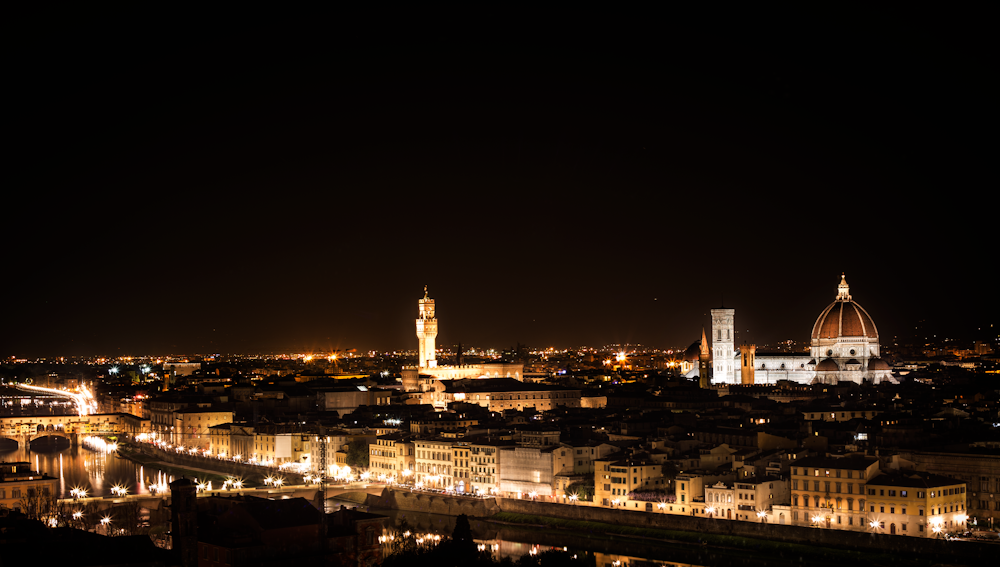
416,286,438,369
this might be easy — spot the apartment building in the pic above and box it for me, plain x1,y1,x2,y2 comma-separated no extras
790,455,880,530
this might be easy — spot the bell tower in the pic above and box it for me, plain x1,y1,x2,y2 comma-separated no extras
416,286,438,369
711,307,735,384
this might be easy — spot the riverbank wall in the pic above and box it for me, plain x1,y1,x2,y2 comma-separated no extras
496,498,990,562
366,488,501,517
365,488,988,562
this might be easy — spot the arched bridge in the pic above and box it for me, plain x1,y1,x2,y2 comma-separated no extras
0,413,141,448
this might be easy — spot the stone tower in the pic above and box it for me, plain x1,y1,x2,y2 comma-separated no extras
698,327,711,388
739,344,756,385
170,477,198,567
416,286,438,369
711,307,735,384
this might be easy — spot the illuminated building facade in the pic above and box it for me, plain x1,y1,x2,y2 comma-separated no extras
865,472,968,537
368,432,415,482
790,455,880,530
0,462,58,513
414,438,456,488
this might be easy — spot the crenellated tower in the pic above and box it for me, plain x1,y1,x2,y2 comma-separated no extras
416,286,438,369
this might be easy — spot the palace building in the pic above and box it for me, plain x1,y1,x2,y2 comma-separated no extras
401,288,523,394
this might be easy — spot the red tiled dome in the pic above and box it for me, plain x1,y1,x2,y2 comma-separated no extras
868,358,891,371
812,300,878,340
816,358,840,371
683,341,702,361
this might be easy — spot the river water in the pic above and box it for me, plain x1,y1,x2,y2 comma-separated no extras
0,441,178,499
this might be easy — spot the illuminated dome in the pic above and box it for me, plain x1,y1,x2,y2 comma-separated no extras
815,358,839,371
808,274,886,384
868,358,891,371
811,274,878,340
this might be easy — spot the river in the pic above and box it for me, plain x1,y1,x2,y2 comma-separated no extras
0,440,181,499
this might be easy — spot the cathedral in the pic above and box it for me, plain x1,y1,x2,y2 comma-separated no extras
705,274,894,386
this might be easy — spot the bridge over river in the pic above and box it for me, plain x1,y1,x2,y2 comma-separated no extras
56,482,388,515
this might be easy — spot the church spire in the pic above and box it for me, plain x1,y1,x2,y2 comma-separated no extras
837,273,851,301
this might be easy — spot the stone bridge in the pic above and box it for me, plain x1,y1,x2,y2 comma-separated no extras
0,430,78,447
55,483,389,522
0,413,141,447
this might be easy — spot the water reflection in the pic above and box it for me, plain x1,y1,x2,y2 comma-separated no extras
328,498,706,567
0,443,176,499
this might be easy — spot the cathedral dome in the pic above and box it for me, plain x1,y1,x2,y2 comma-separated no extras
811,274,878,340
816,358,840,371
868,358,891,371
683,341,702,362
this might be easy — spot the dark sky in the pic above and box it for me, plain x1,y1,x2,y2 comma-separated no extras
4,19,994,357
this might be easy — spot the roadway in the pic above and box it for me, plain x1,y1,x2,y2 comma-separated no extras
15,383,96,416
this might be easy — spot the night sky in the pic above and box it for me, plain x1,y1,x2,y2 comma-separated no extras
4,20,994,357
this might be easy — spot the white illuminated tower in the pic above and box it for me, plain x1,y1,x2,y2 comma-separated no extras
711,307,735,383
416,286,438,369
